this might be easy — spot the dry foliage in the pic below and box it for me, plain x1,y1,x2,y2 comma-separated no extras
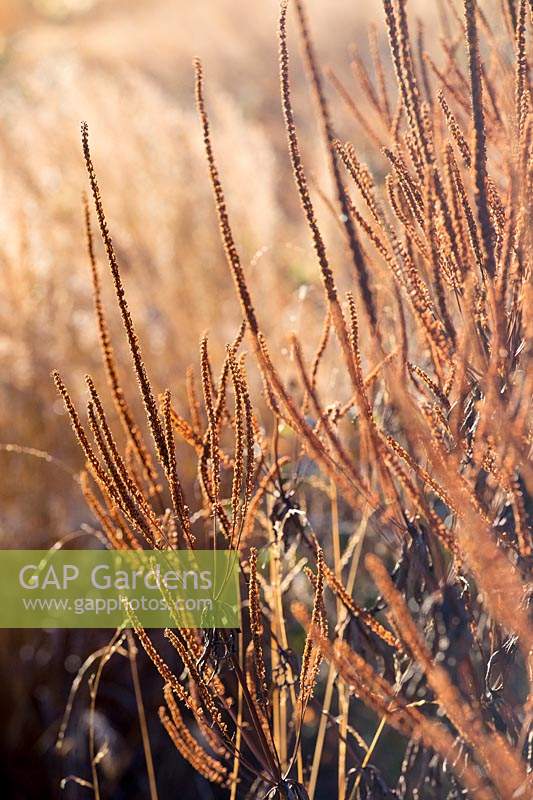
6,0,533,798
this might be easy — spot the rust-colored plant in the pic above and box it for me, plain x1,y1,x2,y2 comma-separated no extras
47,0,531,798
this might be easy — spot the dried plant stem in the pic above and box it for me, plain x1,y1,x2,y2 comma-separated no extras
307,663,336,800
366,554,530,799
464,0,496,277
126,631,159,800
315,631,497,800
83,194,163,507
294,0,378,336
82,124,170,474
279,1,372,396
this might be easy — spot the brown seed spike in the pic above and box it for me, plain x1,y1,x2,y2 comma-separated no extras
515,0,530,140
162,390,194,548
82,193,162,505
248,548,269,715
52,370,126,520
298,546,325,707
293,0,378,335
193,60,259,336
438,91,472,167
463,0,497,278
279,1,336,304
81,123,170,475
200,335,221,522
279,1,367,396
382,0,428,172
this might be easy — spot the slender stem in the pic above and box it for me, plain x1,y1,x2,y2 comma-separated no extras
231,655,281,780
307,666,336,800
126,631,159,800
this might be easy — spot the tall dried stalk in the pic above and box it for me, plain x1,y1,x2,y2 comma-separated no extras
51,1,532,798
